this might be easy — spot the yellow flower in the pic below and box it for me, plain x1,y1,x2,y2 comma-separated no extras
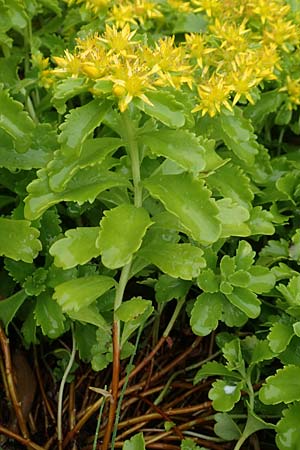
52,50,83,77
106,4,137,28
280,76,300,109
185,33,215,68
192,74,232,116
99,24,137,56
132,0,163,25
263,20,300,52
167,0,192,13
192,0,222,17
65,0,109,13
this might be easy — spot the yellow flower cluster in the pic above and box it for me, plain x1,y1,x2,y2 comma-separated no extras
47,0,300,116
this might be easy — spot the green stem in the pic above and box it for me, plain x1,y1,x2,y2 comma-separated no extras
57,324,76,450
163,296,185,337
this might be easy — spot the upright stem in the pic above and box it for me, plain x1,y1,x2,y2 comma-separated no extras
101,110,143,450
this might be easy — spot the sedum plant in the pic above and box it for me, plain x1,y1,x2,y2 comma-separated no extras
1,0,300,448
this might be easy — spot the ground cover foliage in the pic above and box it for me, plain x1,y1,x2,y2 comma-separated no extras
1,0,300,448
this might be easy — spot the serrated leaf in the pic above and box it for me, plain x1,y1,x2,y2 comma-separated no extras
4,258,35,284
214,413,241,440
222,299,248,327
116,297,152,322
277,276,300,306
248,206,275,235
276,402,300,450
181,438,204,450
48,137,123,192
217,107,259,165
24,268,48,296
217,198,250,237
197,268,219,293
267,321,294,353
58,99,109,152
139,242,205,280
0,88,35,152
97,205,152,269
53,276,115,312
223,338,244,370
0,218,41,262
34,292,65,339
207,162,253,209
0,290,27,332
142,129,206,173
289,229,300,261
144,173,221,244
50,227,100,269
259,365,300,404
155,275,191,303
247,266,276,293
209,379,242,412
52,78,89,114
190,292,223,336
123,432,145,450
194,361,240,384
24,167,129,220
226,287,260,318
68,304,110,332
135,90,185,128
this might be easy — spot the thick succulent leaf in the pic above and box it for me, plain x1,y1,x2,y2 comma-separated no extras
0,290,27,332
34,292,65,339
197,268,219,293
222,338,244,371
247,206,275,235
48,137,123,192
226,287,260,318
194,361,240,384
53,276,115,312
207,163,253,209
139,242,205,280
135,90,185,128
0,218,41,262
58,99,109,153
24,167,129,220
222,299,248,327
217,198,250,237
244,90,286,131
267,321,294,353
0,88,35,152
259,365,300,405
52,78,89,114
97,205,152,269
276,402,300,450
123,432,145,450
116,297,151,322
214,413,241,440
247,266,276,293
144,173,221,244
209,379,242,412
235,241,255,271
142,129,206,173
277,276,300,306
217,107,259,165
190,293,223,336
68,305,110,332
50,227,100,269
155,275,191,303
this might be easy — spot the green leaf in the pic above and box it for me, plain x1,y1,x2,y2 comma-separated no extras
289,229,300,262
24,167,129,220
121,302,153,347
34,292,65,339
116,297,152,322
217,107,259,165
68,305,110,332
50,227,100,269
139,243,205,280
24,268,48,296
226,287,260,318
75,323,97,362
135,90,185,128
4,258,35,284
217,198,250,237
0,88,35,152
48,137,123,192
173,12,208,33
197,268,219,293
190,293,223,336
97,205,152,269
244,90,285,131
155,275,191,303
214,413,241,440
194,361,240,384
142,129,206,173
58,99,109,152
248,206,275,235
53,276,115,312
52,78,89,114
181,438,204,450
0,218,41,262
222,300,248,327
247,266,276,294
123,432,145,450
259,365,300,404
0,290,27,332
267,321,294,353
207,162,253,209
209,379,242,412
144,173,221,245
277,276,300,306
276,402,300,450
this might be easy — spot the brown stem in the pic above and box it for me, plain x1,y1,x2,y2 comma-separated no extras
0,425,44,450
33,347,55,422
101,320,120,450
69,381,76,431
0,324,29,439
